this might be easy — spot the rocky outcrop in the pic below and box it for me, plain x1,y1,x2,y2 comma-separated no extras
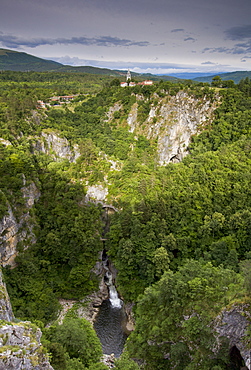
127,103,138,133
105,103,122,121
85,184,108,203
0,322,54,370
0,269,14,322
102,354,115,368
0,179,40,267
127,91,219,165
33,131,80,162
214,304,251,368
0,138,12,147
0,268,53,370
57,279,109,327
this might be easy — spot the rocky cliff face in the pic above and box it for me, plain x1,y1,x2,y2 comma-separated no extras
0,322,54,370
0,179,40,267
0,269,14,322
85,184,108,203
126,91,219,165
0,269,53,370
33,131,80,162
214,304,251,368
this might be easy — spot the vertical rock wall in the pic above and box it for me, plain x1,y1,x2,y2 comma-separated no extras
0,180,40,267
126,91,219,165
0,268,54,370
214,304,251,368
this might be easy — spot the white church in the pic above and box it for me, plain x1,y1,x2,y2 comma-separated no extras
120,69,153,87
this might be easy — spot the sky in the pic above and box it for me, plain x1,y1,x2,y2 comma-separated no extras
1,0,251,76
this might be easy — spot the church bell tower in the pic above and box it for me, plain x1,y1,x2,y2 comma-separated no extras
126,69,131,81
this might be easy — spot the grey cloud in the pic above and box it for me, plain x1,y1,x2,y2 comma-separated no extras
202,24,251,57
201,61,216,65
202,47,229,54
0,33,150,49
203,41,251,55
184,37,196,42
171,29,185,33
234,41,251,54
241,56,251,62
225,25,251,40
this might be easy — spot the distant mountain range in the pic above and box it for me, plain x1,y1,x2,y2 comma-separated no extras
0,48,250,83
0,48,179,81
193,71,251,84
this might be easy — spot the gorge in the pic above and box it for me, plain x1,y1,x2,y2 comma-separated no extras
0,74,251,369
94,268,128,358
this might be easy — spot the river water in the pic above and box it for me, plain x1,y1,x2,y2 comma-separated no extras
94,284,128,357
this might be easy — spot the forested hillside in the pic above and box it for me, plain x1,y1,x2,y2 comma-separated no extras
0,48,180,81
193,70,251,84
0,71,251,369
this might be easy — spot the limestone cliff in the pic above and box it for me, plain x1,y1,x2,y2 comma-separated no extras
0,269,53,370
126,90,219,164
214,304,251,368
33,131,80,162
0,179,40,267
0,322,54,370
0,269,14,322
85,184,108,203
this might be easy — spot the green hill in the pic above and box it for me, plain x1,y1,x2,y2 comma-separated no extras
0,48,63,71
193,70,251,84
56,64,124,76
0,48,179,81
0,48,122,75
0,48,125,76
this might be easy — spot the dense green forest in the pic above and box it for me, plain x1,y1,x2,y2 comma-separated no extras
1,71,251,369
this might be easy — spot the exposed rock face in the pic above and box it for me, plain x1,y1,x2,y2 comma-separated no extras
86,184,108,202
0,269,53,370
0,269,14,322
0,180,40,267
33,131,80,162
127,103,138,132
0,138,12,147
106,103,122,121
127,91,219,165
0,322,54,370
214,304,251,368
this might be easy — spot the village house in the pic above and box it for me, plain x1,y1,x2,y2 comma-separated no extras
120,69,153,87
120,80,153,87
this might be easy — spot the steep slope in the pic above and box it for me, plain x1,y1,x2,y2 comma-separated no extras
0,269,53,370
0,49,62,71
124,90,219,164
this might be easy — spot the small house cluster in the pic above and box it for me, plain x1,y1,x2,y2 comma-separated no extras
37,94,79,109
120,69,153,87
50,95,78,102
120,80,153,87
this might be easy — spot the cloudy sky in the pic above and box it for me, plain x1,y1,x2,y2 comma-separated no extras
1,0,251,75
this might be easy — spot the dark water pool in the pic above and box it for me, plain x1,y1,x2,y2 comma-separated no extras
94,299,128,357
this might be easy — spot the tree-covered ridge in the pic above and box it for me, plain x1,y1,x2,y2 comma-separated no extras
3,164,103,322
106,138,251,300
0,48,63,71
127,260,244,370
